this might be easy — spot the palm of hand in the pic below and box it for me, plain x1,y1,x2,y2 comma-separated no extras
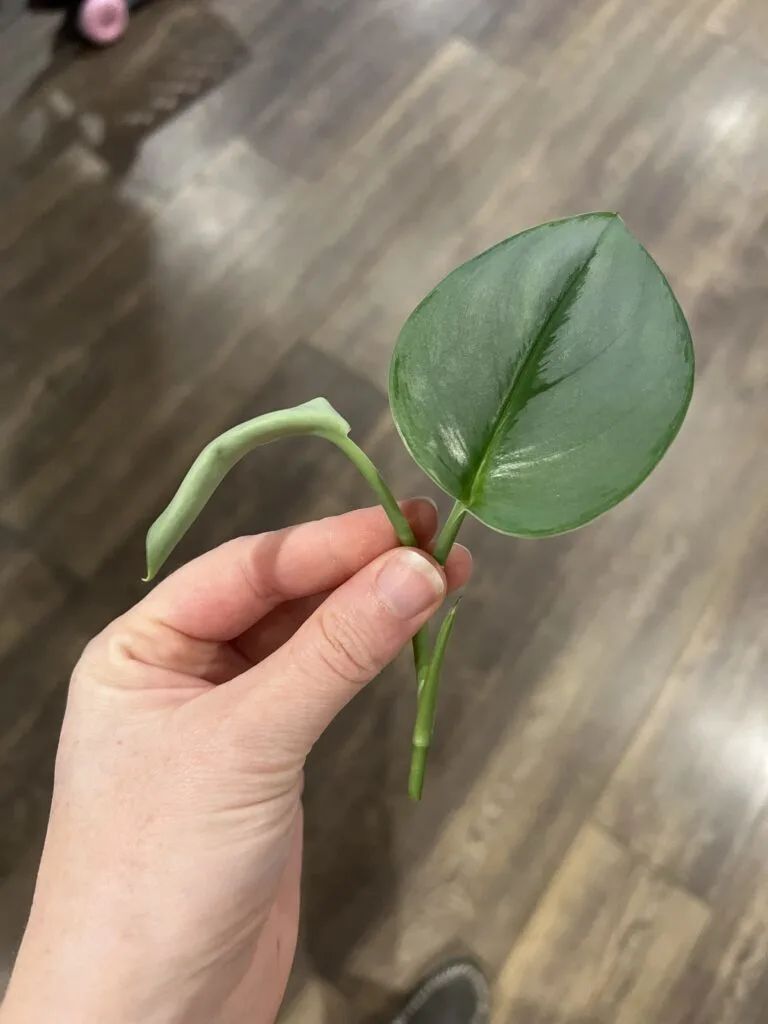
7,501,469,1024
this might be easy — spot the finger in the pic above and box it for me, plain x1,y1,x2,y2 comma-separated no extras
235,594,327,666
218,547,448,758
235,543,473,664
138,498,438,642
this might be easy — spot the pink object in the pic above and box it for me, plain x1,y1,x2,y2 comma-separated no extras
77,0,129,45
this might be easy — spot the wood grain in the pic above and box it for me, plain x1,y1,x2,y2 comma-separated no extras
2,0,768,1020
597,524,768,900
708,0,768,57
494,824,708,1024
662,811,768,1023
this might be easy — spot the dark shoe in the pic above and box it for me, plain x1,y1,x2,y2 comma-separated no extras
391,959,490,1024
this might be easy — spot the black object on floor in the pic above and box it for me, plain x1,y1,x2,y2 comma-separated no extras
391,960,490,1024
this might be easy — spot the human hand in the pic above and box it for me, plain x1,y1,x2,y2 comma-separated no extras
2,500,471,1024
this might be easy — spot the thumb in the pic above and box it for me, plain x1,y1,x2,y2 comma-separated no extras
225,547,446,758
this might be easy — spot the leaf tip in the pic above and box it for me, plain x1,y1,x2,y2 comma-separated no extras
144,524,165,583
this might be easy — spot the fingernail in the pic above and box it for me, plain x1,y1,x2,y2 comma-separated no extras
376,549,445,619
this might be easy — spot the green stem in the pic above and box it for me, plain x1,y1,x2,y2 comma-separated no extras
408,602,460,800
415,502,465,687
329,434,430,693
410,502,467,795
408,746,429,799
413,629,430,697
329,439,468,799
433,501,468,564
330,435,416,547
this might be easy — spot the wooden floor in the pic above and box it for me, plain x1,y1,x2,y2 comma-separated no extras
2,0,768,1019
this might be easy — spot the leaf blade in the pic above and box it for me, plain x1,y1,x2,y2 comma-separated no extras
389,213,694,536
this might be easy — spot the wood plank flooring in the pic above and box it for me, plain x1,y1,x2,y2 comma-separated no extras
2,1,768,1020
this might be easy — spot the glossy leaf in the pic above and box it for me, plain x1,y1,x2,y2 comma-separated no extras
389,213,694,536
144,398,350,579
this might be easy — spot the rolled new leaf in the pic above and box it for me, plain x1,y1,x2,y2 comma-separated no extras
390,213,694,537
144,398,351,580
409,601,460,801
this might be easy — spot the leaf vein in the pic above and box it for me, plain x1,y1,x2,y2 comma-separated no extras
464,222,611,506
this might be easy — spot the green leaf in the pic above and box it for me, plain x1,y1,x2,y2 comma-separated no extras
389,213,694,537
144,398,350,580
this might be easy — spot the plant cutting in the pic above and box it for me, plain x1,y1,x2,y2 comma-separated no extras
144,212,695,800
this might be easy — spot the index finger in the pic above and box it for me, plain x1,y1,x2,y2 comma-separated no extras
135,499,438,641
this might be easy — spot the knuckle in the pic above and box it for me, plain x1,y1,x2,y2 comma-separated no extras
312,607,380,686
102,619,166,669
72,617,182,689
240,544,280,607
74,623,125,676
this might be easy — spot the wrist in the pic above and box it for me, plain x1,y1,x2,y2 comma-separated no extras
2,914,198,1024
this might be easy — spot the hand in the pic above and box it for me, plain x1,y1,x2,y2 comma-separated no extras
2,500,471,1024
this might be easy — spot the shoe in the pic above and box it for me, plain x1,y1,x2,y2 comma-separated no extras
391,959,490,1024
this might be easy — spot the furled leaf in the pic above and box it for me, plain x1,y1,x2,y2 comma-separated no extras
144,398,350,579
389,213,694,536
410,600,460,800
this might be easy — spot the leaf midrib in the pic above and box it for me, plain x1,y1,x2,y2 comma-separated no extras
464,222,611,508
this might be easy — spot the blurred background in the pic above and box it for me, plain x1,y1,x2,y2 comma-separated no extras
1,0,767,1020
